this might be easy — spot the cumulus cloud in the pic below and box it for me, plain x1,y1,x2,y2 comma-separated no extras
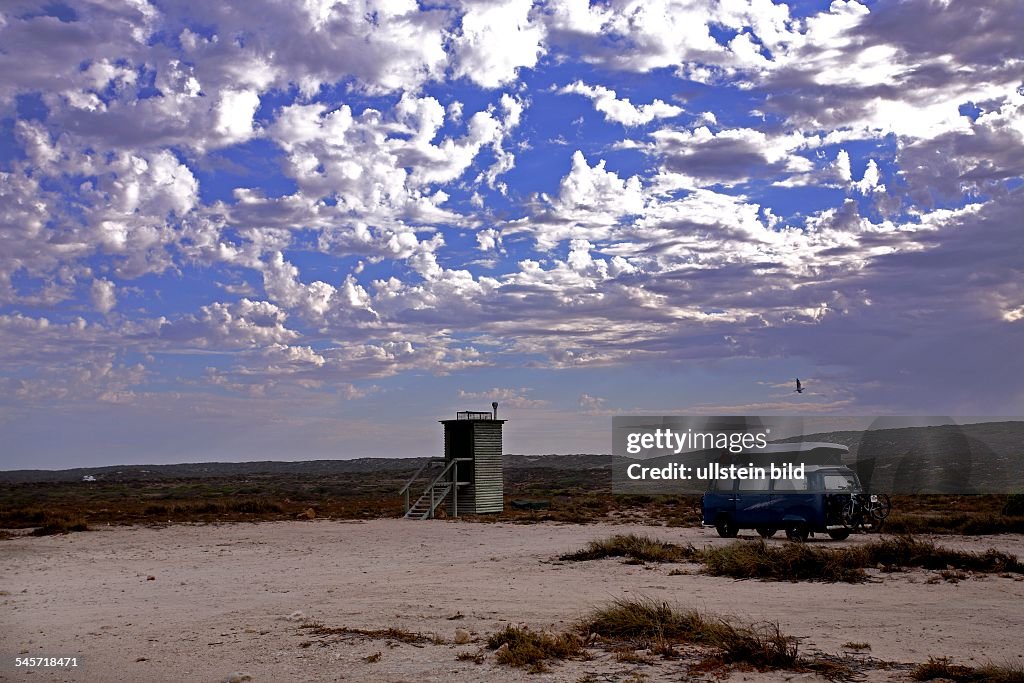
450,0,546,87
649,126,811,187
457,387,548,408
578,393,607,411
214,89,261,144
91,279,117,314
158,299,299,348
2,0,1023,463
558,81,683,126
543,0,794,74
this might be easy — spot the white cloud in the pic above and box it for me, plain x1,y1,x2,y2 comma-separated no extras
457,386,548,408
2,0,1024,451
544,0,799,74
476,228,503,252
853,158,882,194
451,0,546,88
558,81,683,126
834,149,853,183
157,298,299,349
214,89,261,144
557,151,645,214
262,93,522,233
91,279,117,314
649,125,812,187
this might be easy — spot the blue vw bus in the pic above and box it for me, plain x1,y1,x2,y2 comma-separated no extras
701,462,865,541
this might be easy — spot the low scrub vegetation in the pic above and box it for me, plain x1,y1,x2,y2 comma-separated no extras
559,533,698,563
486,625,584,672
701,540,866,582
561,534,1024,582
28,514,89,536
885,513,1024,535
912,657,1024,682
861,536,1023,573
299,621,439,645
484,600,804,675
579,598,798,668
143,499,285,516
881,494,1024,535
1004,493,1024,517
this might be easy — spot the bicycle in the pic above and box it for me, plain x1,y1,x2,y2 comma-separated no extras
840,492,892,532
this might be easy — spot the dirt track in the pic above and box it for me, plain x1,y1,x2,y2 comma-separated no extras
3,520,1023,682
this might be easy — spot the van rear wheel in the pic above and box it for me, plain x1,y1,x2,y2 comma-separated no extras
756,527,777,538
715,518,738,538
785,523,809,542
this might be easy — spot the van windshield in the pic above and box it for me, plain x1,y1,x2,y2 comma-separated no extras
822,473,859,491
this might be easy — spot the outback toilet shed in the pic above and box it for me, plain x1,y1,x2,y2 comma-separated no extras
400,403,506,519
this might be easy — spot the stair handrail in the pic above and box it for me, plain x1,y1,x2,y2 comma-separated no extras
406,457,474,518
399,457,443,496
400,457,444,514
425,457,472,491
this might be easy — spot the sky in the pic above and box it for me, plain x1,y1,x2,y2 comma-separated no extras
1,0,1023,469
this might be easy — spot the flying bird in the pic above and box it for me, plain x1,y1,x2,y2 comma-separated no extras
794,378,804,394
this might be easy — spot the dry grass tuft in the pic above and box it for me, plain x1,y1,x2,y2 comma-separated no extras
29,515,89,536
912,657,1024,682
562,534,1024,582
578,598,798,668
559,534,697,563
486,625,584,672
299,621,439,645
702,540,866,583
861,536,1023,573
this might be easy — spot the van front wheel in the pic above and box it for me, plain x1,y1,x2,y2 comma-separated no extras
715,518,738,538
785,523,809,542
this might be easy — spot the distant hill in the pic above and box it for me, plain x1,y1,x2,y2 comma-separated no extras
5,421,1022,492
0,453,612,484
774,421,1024,493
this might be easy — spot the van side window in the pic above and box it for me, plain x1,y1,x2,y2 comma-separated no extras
737,477,769,491
822,474,858,491
712,478,736,492
773,476,808,492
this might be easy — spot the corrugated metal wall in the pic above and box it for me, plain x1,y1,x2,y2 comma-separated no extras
471,422,504,513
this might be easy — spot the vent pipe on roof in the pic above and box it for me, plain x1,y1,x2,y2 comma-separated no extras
492,401,498,419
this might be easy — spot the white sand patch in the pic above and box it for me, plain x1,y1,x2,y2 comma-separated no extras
2,520,1023,681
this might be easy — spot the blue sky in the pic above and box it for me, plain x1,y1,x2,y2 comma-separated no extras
1,0,1023,468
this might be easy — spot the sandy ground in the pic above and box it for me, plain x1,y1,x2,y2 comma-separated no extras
3,520,1024,683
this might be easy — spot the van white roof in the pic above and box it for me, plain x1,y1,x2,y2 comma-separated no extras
741,442,849,455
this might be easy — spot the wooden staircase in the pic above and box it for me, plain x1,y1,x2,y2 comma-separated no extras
399,458,471,519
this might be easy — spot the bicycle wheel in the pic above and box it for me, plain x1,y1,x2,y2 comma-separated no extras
839,498,859,529
868,494,892,526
